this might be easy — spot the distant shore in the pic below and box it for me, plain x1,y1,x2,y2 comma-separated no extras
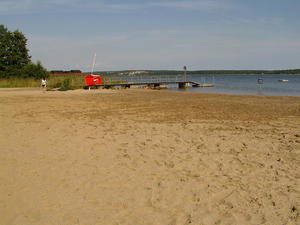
93,69,300,76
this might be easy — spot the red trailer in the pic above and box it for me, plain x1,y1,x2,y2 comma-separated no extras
84,75,102,87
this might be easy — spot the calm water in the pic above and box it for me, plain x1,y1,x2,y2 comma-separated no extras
173,74,300,96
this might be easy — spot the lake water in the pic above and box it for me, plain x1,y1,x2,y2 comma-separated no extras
172,74,300,97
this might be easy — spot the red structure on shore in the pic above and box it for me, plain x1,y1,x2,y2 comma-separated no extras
50,69,102,88
84,75,102,87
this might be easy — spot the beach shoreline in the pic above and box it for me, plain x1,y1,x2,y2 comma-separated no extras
0,88,299,225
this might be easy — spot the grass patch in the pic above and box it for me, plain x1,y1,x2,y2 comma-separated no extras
47,74,85,90
0,73,85,89
0,74,129,89
0,78,40,88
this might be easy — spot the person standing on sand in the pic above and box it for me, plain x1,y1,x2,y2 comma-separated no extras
41,78,47,90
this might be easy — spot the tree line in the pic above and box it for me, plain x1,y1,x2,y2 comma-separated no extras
0,24,48,79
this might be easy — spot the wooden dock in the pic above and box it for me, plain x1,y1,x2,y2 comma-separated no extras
85,75,214,89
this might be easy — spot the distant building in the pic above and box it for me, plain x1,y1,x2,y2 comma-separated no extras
50,70,82,75
128,71,145,75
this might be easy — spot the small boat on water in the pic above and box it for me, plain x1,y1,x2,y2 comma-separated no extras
257,78,264,84
278,79,289,82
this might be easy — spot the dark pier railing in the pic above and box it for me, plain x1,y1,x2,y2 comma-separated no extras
102,74,191,85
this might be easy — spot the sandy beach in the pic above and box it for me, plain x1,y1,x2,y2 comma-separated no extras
0,88,299,225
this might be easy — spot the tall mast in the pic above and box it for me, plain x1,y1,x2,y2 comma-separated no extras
91,53,97,75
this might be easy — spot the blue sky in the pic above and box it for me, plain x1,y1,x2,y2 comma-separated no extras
1,0,300,71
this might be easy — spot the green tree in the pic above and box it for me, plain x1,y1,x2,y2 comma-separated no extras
0,24,31,78
0,25,9,74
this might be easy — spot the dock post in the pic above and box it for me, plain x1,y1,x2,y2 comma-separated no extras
178,82,186,88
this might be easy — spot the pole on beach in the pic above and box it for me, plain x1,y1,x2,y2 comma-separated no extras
91,53,97,75
89,53,97,91
184,66,187,87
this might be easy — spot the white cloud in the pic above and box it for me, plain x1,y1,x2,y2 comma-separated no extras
0,0,234,14
0,0,72,13
27,34,133,70
149,0,233,11
27,29,300,71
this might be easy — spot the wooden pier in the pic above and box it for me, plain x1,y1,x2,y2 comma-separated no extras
85,75,214,89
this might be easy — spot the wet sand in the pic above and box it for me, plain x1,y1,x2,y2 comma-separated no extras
0,88,300,225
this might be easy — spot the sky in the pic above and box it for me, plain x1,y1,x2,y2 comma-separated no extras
1,0,300,71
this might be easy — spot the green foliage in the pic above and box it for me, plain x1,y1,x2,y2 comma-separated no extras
0,25,31,78
58,78,72,91
0,25,8,36
0,24,48,80
21,61,49,79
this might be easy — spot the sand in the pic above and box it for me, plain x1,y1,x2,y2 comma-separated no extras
0,88,299,225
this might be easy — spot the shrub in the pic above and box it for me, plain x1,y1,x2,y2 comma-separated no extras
47,74,85,91
21,61,49,79
59,78,72,91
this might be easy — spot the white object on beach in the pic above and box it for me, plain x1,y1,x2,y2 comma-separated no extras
41,79,47,86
